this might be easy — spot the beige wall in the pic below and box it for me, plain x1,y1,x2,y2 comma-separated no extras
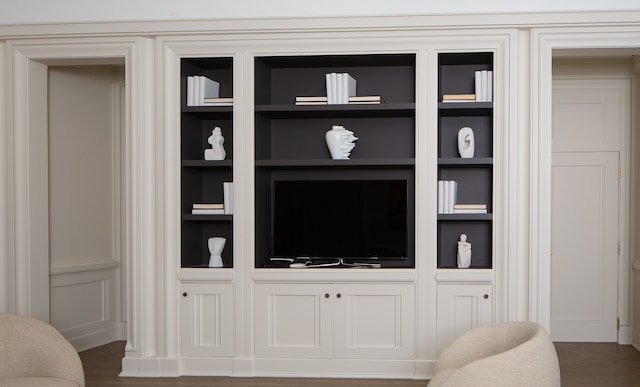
48,65,124,265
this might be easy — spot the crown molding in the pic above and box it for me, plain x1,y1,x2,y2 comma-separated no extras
1,10,640,40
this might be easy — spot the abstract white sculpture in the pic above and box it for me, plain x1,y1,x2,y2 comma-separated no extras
457,234,472,268
457,126,475,158
208,237,226,268
325,125,358,159
204,126,226,160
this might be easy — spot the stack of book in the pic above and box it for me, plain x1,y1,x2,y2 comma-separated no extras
348,95,385,104
191,203,224,215
295,96,328,105
474,70,493,102
186,75,233,106
437,180,458,214
453,204,487,214
190,182,234,215
442,93,476,103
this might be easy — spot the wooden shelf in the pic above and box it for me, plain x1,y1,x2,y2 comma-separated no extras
255,158,415,168
255,103,415,118
438,157,493,166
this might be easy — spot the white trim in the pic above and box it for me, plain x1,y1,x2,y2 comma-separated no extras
532,26,640,334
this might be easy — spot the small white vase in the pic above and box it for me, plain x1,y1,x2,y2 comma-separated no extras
208,237,226,268
457,127,475,159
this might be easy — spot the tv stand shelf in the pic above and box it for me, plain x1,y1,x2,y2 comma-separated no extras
254,53,416,269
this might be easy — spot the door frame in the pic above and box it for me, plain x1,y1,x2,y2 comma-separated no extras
532,28,640,343
5,37,159,356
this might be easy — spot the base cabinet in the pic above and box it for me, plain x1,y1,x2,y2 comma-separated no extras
255,283,415,360
180,283,234,357
436,283,493,355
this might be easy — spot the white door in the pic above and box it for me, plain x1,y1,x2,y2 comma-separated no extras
550,77,629,342
550,152,619,342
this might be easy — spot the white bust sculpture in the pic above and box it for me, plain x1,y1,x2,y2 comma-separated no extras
208,237,226,268
457,233,472,268
204,126,226,160
457,127,475,158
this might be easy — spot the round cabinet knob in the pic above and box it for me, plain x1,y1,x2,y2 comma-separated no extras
483,294,489,299
325,293,330,298
336,293,342,299
182,292,188,297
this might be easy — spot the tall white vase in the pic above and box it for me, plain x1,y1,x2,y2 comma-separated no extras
208,237,226,268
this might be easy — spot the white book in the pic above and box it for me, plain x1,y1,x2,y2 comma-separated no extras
342,73,357,104
187,76,195,106
438,180,444,214
192,208,225,215
329,73,338,105
475,71,483,102
487,70,493,102
453,209,488,214
336,73,344,104
482,70,489,102
442,180,451,214
223,182,234,215
325,73,332,104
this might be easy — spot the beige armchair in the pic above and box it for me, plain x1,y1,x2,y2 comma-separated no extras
429,321,561,387
0,313,85,387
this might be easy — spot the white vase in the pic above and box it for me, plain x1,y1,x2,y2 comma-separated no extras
208,237,226,268
325,125,358,159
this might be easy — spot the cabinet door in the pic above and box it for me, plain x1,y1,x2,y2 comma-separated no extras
254,283,333,358
436,284,492,355
180,283,234,357
333,284,415,359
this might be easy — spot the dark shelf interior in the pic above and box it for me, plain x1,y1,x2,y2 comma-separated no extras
437,52,494,270
181,57,234,268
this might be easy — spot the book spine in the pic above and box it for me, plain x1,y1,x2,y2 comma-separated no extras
438,180,444,214
223,182,233,215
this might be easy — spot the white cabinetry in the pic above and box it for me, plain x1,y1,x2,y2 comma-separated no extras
436,282,493,355
180,282,234,357
255,283,415,360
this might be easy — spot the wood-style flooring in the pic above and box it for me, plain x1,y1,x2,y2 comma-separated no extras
80,341,640,386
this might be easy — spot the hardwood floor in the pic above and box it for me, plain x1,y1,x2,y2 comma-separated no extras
80,341,640,386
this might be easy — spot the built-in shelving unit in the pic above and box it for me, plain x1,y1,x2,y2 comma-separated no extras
437,52,494,269
180,57,234,268
253,53,416,268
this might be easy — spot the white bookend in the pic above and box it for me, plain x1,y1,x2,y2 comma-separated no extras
223,182,234,215
438,180,444,214
481,70,488,102
342,73,357,104
475,71,482,102
199,76,220,106
449,181,458,214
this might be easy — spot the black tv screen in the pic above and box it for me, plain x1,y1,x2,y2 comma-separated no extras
271,180,408,260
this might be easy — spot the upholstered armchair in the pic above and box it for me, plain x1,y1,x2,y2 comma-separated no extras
0,313,85,387
429,321,561,387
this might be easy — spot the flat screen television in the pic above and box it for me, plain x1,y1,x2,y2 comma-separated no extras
271,179,408,261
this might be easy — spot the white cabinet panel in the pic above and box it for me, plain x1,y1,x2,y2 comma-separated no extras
334,284,415,359
180,283,234,357
255,283,333,358
436,284,493,355
255,283,415,360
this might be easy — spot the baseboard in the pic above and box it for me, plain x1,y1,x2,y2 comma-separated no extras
68,326,119,352
120,357,180,377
